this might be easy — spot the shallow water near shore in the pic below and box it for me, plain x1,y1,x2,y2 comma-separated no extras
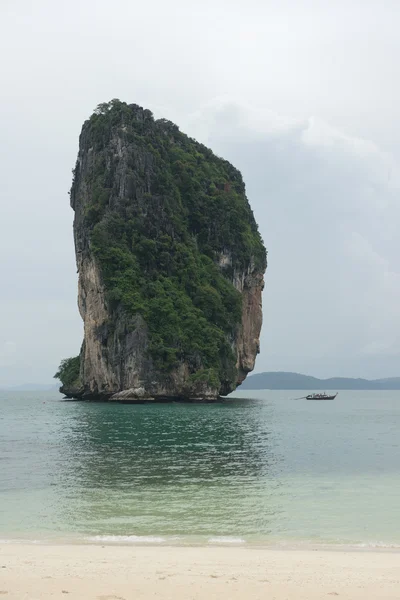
1,389,399,547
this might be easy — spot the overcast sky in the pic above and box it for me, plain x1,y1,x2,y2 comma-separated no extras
1,0,400,385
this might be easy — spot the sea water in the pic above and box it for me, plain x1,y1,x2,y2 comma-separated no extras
0,389,399,547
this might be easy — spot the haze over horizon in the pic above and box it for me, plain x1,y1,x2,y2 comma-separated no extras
1,0,400,385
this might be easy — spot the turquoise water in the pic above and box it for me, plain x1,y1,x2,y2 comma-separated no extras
0,389,399,546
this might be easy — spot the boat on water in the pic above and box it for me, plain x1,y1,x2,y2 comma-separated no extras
306,392,338,400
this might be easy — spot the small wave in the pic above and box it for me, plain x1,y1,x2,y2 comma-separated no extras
284,539,400,551
86,535,167,544
208,536,245,544
350,541,400,549
0,538,41,544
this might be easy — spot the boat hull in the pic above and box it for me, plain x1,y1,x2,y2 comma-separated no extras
306,393,338,400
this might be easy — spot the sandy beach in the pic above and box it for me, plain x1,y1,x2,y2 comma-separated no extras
0,544,399,599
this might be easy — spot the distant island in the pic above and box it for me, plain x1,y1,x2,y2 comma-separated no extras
239,371,400,390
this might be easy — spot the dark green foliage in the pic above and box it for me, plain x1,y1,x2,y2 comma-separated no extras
188,368,221,389
54,356,80,387
73,99,266,387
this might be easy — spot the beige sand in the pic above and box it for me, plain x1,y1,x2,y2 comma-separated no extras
0,543,399,599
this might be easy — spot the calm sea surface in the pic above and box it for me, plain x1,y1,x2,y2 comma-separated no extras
0,389,399,547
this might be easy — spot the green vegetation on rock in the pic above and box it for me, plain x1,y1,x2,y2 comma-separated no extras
69,99,266,389
54,356,80,388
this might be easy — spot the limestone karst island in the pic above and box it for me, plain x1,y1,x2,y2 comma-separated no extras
56,99,267,401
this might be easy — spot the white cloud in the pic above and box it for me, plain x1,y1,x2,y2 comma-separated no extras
344,231,400,356
187,97,301,141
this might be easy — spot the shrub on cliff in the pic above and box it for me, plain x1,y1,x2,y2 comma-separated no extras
54,356,80,387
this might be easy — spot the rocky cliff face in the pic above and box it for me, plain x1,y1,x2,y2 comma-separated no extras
63,100,266,401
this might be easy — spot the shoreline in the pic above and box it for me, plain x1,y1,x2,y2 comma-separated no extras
1,536,400,552
1,543,399,599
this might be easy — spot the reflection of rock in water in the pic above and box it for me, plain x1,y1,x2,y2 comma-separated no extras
62,400,281,490
53,399,286,538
